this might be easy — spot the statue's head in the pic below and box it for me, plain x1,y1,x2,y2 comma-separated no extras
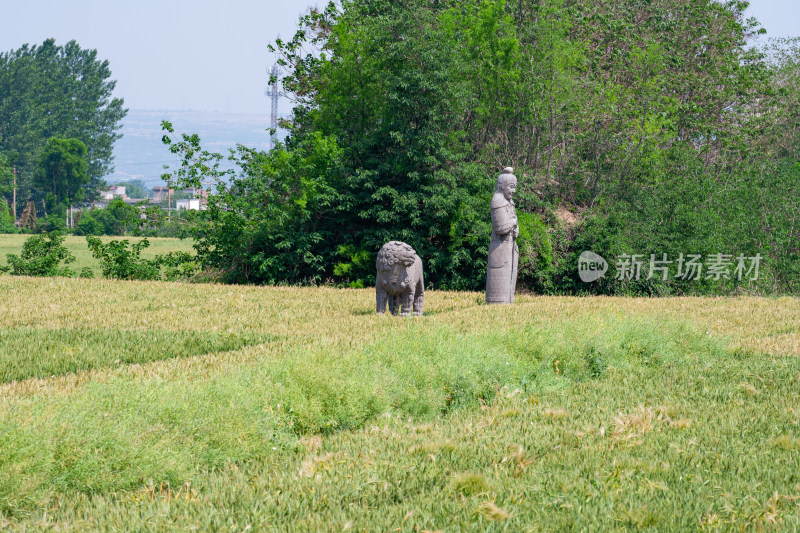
495,167,517,201
377,241,416,268
376,241,417,293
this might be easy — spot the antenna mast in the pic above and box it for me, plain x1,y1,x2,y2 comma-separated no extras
265,64,280,150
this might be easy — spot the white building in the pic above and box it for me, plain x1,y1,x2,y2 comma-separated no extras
175,198,202,211
100,186,126,200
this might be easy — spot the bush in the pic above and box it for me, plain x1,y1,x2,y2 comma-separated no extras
157,251,200,281
74,210,105,236
517,211,554,293
136,219,189,239
86,237,160,280
85,237,198,281
75,198,140,236
4,232,75,277
38,211,67,234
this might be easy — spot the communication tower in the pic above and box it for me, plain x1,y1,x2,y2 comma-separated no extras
265,64,281,150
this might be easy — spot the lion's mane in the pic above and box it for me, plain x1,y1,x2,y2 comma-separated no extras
376,241,417,269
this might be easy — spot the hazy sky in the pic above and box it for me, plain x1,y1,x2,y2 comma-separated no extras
0,1,797,116
0,0,313,115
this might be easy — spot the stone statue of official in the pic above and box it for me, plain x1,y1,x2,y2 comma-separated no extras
486,167,518,304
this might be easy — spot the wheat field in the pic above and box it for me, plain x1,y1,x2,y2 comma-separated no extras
1,276,799,531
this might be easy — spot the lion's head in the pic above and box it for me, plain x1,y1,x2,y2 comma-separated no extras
376,241,417,270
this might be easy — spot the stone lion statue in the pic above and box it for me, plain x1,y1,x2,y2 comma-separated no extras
376,241,424,316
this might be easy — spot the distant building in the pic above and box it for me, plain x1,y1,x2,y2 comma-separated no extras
100,186,126,200
176,198,202,210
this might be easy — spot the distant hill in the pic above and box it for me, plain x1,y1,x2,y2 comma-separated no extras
107,109,278,188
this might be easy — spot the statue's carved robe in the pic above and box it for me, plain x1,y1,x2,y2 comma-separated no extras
486,194,518,304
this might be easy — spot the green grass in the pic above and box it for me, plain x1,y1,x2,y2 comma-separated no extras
0,278,799,530
0,328,275,383
0,234,195,273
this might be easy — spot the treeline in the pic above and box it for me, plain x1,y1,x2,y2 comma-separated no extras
164,0,799,294
0,39,127,232
4,195,191,239
3,5,797,295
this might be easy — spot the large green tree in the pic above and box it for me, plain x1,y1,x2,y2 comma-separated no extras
276,0,768,206
0,39,127,212
0,154,12,197
265,0,773,289
0,155,16,231
166,0,797,294
35,137,89,209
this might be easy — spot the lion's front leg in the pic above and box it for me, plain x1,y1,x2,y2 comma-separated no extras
413,276,424,316
413,293,424,316
376,287,388,314
399,292,414,316
388,295,399,315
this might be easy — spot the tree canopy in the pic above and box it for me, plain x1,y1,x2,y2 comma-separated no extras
34,137,90,207
0,39,127,215
0,154,12,197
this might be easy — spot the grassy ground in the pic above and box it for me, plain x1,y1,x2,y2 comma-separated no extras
0,234,195,273
0,276,798,531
